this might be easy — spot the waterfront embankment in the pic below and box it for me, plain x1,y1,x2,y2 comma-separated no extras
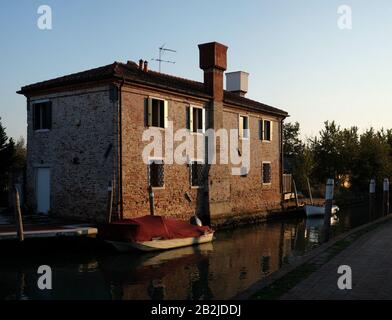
236,214,392,300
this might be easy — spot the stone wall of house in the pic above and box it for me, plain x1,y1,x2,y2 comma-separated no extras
121,86,209,222
220,107,283,225
120,85,283,225
26,86,119,222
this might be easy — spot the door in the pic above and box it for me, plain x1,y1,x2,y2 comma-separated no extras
36,168,50,214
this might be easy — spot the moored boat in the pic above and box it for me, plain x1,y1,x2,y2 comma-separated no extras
98,215,214,252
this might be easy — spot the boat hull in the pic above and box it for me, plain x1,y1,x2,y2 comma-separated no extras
107,232,214,252
305,205,339,217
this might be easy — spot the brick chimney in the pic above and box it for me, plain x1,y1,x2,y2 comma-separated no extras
198,42,228,101
198,42,232,220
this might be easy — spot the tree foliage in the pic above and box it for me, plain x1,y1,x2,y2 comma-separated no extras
0,118,26,205
284,120,392,194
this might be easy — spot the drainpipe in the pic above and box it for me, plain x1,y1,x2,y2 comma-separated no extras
280,118,284,204
118,79,124,220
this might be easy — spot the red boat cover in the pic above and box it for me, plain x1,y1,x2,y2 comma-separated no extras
99,215,212,242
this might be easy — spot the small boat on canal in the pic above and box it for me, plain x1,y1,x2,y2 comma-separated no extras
305,204,339,217
98,215,214,252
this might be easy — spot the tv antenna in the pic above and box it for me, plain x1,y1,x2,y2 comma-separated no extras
151,44,176,72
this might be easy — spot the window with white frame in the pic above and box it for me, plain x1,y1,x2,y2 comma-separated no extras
148,159,165,188
186,105,205,133
239,115,249,139
147,97,168,128
260,119,272,141
33,101,52,130
262,162,272,184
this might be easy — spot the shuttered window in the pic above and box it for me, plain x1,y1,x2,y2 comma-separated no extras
147,98,168,128
260,120,272,141
33,102,52,130
186,106,205,133
239,115,249,139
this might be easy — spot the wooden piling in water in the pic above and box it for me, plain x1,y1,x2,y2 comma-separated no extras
369,178,376,220
292,178,299,208
106,181,113,223
149,185,155,216
323,178,334,243
13,186,24,242
383,178,390,216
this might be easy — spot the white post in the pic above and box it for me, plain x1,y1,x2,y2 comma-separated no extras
369,179,376,220
369,179,376,194
383,178,389,215
323,178,334,242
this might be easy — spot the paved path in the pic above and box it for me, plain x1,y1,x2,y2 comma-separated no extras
282,220,392,300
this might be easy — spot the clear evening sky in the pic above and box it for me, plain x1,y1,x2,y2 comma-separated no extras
1,0,391,140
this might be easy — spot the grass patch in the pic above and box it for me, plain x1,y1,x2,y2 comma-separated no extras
252,263,317,300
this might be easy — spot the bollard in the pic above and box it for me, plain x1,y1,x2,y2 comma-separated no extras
149,185,155,216
369,178,376,220
383,178,390,215
323,178,334,243
14,186,24,242
106,181,113,223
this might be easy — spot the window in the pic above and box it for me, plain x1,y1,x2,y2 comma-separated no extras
260,119,272,141
239,115,249,139
186,106,205,133
190,161,204,187
262,162,272,184
33,101,52,130
148,98,167,128
149,160,164,187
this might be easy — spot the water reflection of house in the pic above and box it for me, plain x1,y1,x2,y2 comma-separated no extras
112,222,297,299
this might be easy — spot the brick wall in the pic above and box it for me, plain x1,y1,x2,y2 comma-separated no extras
121,86,209,222
26,86,119,222
120,84,283,225
224,107,282,217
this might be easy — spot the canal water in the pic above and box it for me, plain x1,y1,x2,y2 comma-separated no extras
0,202,384,300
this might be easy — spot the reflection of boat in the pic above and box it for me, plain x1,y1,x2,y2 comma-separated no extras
142,242,214,266
305,215,339,229
98,244,213,286
99,215,214,252
305,204,339,217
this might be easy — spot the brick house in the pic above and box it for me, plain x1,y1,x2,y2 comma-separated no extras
18,42,288,226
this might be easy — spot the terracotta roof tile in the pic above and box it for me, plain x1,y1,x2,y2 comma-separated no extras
18,61,288,117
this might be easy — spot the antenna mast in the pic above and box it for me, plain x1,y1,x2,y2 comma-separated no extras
151,44,177,72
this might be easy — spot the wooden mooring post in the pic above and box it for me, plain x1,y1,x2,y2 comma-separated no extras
383,178,390,216
149,185,155,216
14,185,24,242
292,178,299,208
369,178,376,221
106,181,113,223
323,178,334,243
